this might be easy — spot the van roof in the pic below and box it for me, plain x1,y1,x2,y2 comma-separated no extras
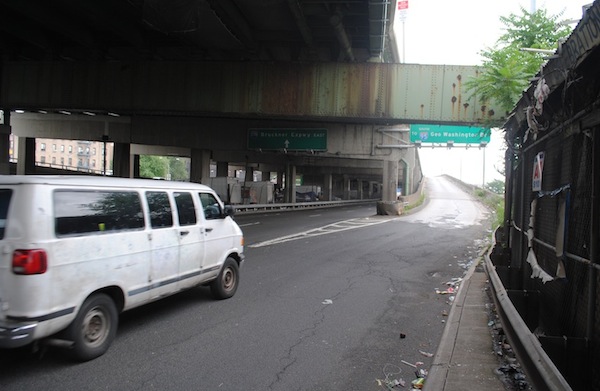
0,175,214,191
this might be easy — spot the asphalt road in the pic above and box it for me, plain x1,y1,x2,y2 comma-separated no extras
0,176,493,391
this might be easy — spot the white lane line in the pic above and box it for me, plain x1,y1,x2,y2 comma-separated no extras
248,217,392,248
238,222,261,227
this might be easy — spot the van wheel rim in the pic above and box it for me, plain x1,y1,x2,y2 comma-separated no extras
223,268,235,291
82,307,109,347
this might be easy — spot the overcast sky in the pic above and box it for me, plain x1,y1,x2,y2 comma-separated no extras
392,0,590,186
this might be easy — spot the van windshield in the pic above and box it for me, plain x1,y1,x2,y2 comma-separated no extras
0,189,12,239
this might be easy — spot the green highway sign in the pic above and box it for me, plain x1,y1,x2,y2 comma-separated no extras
410,124,490,144
248,128,327,151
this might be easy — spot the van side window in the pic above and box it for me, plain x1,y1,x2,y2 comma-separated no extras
54,190,144,236
174,192,196,226
0,189,13,239
146,191,173,228
199,193,222,220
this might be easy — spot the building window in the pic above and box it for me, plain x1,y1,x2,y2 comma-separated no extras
60,157,64,165
60,145,65,152
52,157,56,164
68,145,73,153
41,156,46,163
92,159,96,167
78,146,83,154
68,157,72,166
92,148,96,155
40,143,46,151
52,144,57,152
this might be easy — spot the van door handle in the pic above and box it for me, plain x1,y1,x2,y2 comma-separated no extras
205,228,213,232
180,230,189,236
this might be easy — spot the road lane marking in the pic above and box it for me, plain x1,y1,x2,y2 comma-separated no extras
248,217,392,248
238,222,261,227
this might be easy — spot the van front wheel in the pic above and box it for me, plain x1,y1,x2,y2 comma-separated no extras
210,258,239,300
67,293,118,361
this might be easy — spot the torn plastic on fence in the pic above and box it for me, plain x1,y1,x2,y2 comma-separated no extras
527,248,554,283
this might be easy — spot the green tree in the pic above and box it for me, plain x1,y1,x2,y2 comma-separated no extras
139,155,168,179
486,179,506,195
167,157,189,181
466,8,572,122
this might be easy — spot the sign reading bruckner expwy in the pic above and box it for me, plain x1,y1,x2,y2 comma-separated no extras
248,128,327,151
409,124,490,144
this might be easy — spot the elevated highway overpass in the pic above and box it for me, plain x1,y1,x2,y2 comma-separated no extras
0,0,502,205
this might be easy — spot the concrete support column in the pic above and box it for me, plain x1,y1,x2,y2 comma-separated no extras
322,173,333,201
343,175,351,200
245,166,254,182
284,163,296,203
17,137,36,175
113,143,131,178
382,160,399,202
133,154,140,178
216,161,228,177
358,179,364,200
190,149,211,184
0,113,11,174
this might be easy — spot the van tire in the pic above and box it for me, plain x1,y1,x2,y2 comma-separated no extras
210,258,239,300
66,293,118,361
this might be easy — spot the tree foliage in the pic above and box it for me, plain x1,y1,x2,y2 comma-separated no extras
167,157,189,181
140,155,168,179
139,155,190,181
486,179,506,195
466,7,572,120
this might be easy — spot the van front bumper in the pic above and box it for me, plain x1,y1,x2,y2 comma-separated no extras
0,320,37,348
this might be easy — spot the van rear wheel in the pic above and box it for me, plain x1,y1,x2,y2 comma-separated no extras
210,258,239,300
66,293,118,361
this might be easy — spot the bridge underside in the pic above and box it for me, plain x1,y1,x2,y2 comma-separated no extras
1,61,497,205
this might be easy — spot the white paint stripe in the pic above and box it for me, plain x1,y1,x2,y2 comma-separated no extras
238,222,261,227
248,217,392,248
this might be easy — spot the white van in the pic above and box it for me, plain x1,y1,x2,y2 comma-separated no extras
0,175,244,361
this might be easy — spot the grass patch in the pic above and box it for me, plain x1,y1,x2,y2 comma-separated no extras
474,188,504,229
404,192,426,212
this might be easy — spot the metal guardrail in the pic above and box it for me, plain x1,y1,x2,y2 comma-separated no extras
485,231,572,391
233,199,378,214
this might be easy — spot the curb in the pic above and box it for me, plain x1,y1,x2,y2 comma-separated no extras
423,246,489,391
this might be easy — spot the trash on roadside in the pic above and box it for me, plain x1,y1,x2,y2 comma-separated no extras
399,332,406,339
411,377,425,389
377,363,405,390
419,350,433,357
445,277,463,287
401,359,417,368
435,286,455,295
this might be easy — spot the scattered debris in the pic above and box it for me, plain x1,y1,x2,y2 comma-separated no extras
419,350,433,358
376,363,405,390
401,360,418,369
411,377,425,389
435,286,455,295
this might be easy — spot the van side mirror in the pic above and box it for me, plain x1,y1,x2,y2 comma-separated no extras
223,205,236,217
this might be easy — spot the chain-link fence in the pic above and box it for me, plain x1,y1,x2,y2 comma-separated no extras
502,117,599,390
